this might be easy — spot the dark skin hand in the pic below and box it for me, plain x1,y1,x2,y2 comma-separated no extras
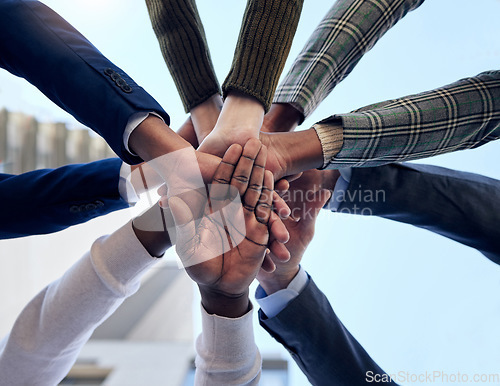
168,139,290,317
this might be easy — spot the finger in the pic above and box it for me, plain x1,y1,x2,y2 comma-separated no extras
209,144,243,206
242,144,267,212
261,254,276,273
285,172,303,183
272,190,291,219
269,211,289,244
231,138,261,197
268,239,290,262
255,170,274,224
275,179,289,196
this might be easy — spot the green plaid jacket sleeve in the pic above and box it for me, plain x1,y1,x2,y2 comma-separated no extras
274,0,425,119
315,70,500,168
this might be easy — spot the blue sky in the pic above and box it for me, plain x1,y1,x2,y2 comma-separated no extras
0,0,499,385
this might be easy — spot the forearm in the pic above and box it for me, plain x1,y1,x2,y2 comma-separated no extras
274,0,425,119
337,163,500,262
222,0,304,112
316,70,500,169
128,115,192,162
145,0,221,112
190,93,223,143
0,221,159,384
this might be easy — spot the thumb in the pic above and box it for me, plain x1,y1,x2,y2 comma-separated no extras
317,189,332,208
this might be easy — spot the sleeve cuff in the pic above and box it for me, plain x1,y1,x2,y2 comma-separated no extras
123,112,164,156
323,168,352,211
312,120,343,169
255,267,309,318
197,302,258,362
90,220,159,296
118,162,139,205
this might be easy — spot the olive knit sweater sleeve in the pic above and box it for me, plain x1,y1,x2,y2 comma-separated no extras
146,0,221,112
146,0,303,113
222,0,303,112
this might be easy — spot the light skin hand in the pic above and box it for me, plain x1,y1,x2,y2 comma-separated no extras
190,93,223,145
198,91,265,158
257,169,337,294
168,139,279,317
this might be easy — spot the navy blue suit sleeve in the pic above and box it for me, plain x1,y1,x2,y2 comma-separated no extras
0,0,170,164
339,163,500,263
259,276,395,386
0,158,128,239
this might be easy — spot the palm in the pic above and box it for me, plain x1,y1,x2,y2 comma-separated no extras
184,218,269,295
169,139,274,297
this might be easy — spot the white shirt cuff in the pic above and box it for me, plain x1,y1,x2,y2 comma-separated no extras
255,267,309,318
118,163,140,205
123,111,164,155
324,167,352,211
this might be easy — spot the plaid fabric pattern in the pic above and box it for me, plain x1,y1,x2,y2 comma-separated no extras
274,0,424,119
316,71,500,168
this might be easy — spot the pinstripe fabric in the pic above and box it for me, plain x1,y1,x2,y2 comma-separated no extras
316,71,500,168
273,0,424,119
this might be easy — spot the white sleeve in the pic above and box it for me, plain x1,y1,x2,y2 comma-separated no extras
195,303,261,386
0,221,158,385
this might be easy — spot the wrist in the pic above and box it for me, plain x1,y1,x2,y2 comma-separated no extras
191,93,223,143
129,115,191,161
259,266,300,295
218,90,264,134
132,204,172,257
199,286,251,318
288,129,324,174
261,103,303,133
321,169,341,192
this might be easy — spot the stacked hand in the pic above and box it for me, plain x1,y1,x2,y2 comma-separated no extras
257,170,334,294
166,139,290,317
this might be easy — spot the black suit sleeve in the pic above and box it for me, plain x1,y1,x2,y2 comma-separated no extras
259,276,397,386
339,163,500,263
0,0,170,164
0,158,128,239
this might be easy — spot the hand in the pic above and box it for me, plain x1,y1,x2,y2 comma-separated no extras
260,129,324,181
190,93,223,144
198,91,264,158
168,139,281,316
261,103,303,133
176,116,199,148
257,170,335,294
